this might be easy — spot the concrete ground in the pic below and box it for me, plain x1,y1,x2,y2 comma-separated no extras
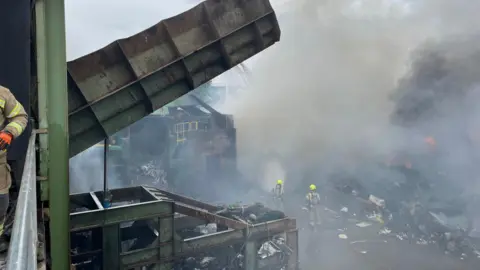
293,211,478,270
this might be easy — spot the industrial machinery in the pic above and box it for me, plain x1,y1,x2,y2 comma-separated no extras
70,186,298,269
71,93,241,198
0,0,299,269
117,94,240,195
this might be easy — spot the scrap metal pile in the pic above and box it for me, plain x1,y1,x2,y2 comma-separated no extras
322,163,480,260
69,186,298,269
178,203,292,269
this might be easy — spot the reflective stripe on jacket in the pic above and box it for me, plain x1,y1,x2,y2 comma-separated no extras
274,184,284,197
306,192,321,206
0,85,28,159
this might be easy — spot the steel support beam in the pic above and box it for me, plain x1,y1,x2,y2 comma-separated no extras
244,239,258,270
70,200,174,231
173,214,206,230
44,0,70,268
146,187,219,212
286,229,299,270
158,214,174,269
35,0,49,202
120,218,296,267
103,225,120,270
175,203,246,230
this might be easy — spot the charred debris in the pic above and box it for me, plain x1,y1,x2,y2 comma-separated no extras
308,37,480,260
69,186,298,270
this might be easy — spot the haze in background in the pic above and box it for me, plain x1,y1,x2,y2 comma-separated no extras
228,0,480,192
66,0,480,198
65,0,202,193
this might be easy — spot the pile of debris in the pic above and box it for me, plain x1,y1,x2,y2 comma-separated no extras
216,203,286,224
179,203,290,269
324,163,480,260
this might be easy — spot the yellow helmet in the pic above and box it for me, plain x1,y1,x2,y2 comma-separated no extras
309,184,316,191
277,179,283,185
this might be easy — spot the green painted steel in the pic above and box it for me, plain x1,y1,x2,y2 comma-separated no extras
102,225,121,269
119,217,295,266
44,0,71,268
66,0,281,157
244,240,258,270
34,0,49,202
286,229,299,270
70,200,174,231
69,188,175,268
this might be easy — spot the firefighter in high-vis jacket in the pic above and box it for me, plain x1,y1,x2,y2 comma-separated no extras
304,184,322,231
0,85,28,252
272,179,284,211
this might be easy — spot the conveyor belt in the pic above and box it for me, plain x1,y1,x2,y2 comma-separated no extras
67,0,280,156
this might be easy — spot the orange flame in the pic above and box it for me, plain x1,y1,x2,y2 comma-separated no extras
424,136,436,146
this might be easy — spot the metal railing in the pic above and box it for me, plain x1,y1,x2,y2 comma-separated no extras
6,132,38,270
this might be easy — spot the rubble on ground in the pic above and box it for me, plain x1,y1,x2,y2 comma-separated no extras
323,164,480,260
180,203,291,269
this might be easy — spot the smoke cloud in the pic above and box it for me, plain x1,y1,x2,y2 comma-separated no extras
227,0,480,193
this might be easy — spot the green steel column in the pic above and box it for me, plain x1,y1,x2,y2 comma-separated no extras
244,240,258,270
35,0,49,201
44,0,71,268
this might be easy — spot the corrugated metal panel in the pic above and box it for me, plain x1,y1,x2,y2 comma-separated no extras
68,0,280,157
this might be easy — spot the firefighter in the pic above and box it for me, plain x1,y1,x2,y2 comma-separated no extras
0,85,28,252
305,184,321,231
272,179,284,210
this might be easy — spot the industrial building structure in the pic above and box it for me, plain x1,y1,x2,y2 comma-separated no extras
0,0,299,269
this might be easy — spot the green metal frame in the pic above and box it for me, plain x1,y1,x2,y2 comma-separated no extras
36,0,70,268
120,217,296,268
32,0,281,268
68,186,298,269
34,0,48,202
71,192,175,269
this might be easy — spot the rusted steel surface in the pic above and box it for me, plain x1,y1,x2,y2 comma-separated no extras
67,0,280,156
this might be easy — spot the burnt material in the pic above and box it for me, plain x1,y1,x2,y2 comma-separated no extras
69,186,298,269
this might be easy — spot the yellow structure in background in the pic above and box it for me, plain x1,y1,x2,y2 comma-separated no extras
175,121,199,144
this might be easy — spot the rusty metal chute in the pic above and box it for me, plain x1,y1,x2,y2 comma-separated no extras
67,0,280,157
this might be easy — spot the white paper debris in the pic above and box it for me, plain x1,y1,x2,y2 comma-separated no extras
356,222,372,228
416,239,428,245
338,234,348,239
368,194,385,207
350,240,388,244
378,228,391,235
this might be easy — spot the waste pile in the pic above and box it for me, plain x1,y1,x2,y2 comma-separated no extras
179,203,291,269
135,160,168,189
323,163,480,260
216,202,286,224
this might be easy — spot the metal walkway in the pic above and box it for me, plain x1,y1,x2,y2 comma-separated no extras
5,132,38,270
